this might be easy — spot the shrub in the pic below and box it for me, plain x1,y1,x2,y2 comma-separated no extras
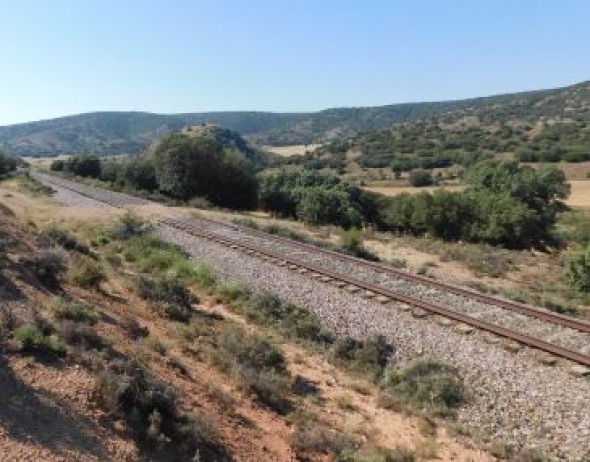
109,214,147,240
167,261,216,288
97,358,226,459
381,358,465,415
216,283,251,303
565,245,590,293
136,275,192,307
13,323,66,356
68,256,106,289
58,321,106,350
338,227,380,261
291,422,356,458
213,325,292,413
240,291,335,345
329,335,393,377
41,226,90,254
20,250,66,287
48,297,99,324
408,169,433,187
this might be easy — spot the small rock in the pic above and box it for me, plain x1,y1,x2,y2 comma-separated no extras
412,308,428,318
569,365,590,378
454,324,475,335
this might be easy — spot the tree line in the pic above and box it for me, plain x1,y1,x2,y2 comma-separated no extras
50,133,571,250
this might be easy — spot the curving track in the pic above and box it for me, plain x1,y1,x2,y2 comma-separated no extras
34,172,590,368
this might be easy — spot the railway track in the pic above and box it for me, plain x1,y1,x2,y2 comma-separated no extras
34,172,590,368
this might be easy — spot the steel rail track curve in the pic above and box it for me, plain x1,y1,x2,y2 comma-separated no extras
35,173,590,367
160,217,590,368
185,214,590,334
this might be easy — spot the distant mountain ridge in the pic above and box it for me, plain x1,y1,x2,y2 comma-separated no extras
0,80,588,157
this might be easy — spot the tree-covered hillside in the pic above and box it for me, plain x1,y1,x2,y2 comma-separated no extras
0,80,587,157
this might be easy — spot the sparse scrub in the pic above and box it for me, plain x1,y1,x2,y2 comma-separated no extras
291,422,356,459
41,226,90,254
47,297,99,324
20,250,66,287
212,324,292,413
58,321,106,350
216,282,251,303
339,227,379,261
237,290,335,345
97,358,227,459
68,255,106,289
109,213,147,240
14,173,54,197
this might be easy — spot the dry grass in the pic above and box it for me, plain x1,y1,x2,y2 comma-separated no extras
363,184,465,196
567,181,590,209
261,144,322,157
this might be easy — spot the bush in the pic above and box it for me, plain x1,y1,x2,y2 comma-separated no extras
41,226,90,254
166,261,216,288
565,245,590,293
216,282,251,303
213,325,292,413
381,358,465,415
136,275,192,307
13,323,66,356
240,291,335,345
20,250,66,287
154,133,258,209
58,321,106,350
97,358,226,459
329,335,393,377
0,151,18,175
68,256,106,289
291,422,356,458
109,214,147,240
408,169,433,187
48,297,99,324
338,227,380,261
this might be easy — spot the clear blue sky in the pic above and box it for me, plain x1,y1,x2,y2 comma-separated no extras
1,0,589,125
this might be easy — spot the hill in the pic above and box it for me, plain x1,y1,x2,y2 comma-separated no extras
0,80,588,157
279,81,590,174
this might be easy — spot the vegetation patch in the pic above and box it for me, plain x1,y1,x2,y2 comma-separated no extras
68,255,106,289
211,324,293,413
329,335,393,378
13,322,66,357
47,296,99,324
380,358,466,416
97,358,227,460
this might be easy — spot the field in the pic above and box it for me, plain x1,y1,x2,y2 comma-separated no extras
364,184,465,196
567,181,590,209
363,180,590,209
262,144,322,157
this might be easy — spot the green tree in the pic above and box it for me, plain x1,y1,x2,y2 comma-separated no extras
0,151,18,175
408,169,433,187
153,133,258,209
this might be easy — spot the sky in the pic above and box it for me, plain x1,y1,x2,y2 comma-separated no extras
0,1,589,125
